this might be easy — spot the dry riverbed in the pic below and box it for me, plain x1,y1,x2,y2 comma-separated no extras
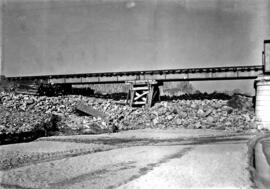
0,129,256,189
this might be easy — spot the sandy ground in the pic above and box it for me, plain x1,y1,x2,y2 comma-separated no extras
1,146,190,189
0,141,113,154
118,143,252,189
0,129,256,189
38,128,240,141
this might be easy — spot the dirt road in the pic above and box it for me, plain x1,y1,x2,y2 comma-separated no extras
0,129,256,189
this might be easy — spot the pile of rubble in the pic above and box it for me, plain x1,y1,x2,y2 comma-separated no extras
0,107,52,144
90,97,256,132
0,91,259,144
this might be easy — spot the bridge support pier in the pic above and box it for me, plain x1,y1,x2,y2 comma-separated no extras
126,80,160,107
255,75,270,130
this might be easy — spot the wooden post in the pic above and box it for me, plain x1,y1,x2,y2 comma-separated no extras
130,85,135,106
147,84,154,107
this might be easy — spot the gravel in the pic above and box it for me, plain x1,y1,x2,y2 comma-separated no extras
0,141,115,170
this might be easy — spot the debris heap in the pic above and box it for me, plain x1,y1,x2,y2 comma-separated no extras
0,92,258,144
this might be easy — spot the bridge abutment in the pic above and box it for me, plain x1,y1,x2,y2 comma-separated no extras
255,75,270,129
255,40,270,129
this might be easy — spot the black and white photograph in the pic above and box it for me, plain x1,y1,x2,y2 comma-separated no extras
0,0,270,188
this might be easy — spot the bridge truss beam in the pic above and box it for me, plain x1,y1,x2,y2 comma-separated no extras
6,65,263,84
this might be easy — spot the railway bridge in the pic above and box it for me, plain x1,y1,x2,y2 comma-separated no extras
4,40,270,129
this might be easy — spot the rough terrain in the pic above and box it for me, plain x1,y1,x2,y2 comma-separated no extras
0,92,259,144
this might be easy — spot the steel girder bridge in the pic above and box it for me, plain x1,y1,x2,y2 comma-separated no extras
5,65,263,106
5,40,270,106
6,65,264,84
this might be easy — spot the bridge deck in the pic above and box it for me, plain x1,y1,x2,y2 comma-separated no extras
6,65,263,84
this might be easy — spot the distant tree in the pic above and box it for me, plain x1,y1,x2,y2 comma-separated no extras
232,88,242,95
223,90,233,96
163,81,194,95
178,81,194,94
194,90,201,94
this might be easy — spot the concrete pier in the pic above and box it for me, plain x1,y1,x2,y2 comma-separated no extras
255,75,270,129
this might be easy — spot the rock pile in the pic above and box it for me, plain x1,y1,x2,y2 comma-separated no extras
95,98,256,132
0,106,52,144
0,91,258,144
